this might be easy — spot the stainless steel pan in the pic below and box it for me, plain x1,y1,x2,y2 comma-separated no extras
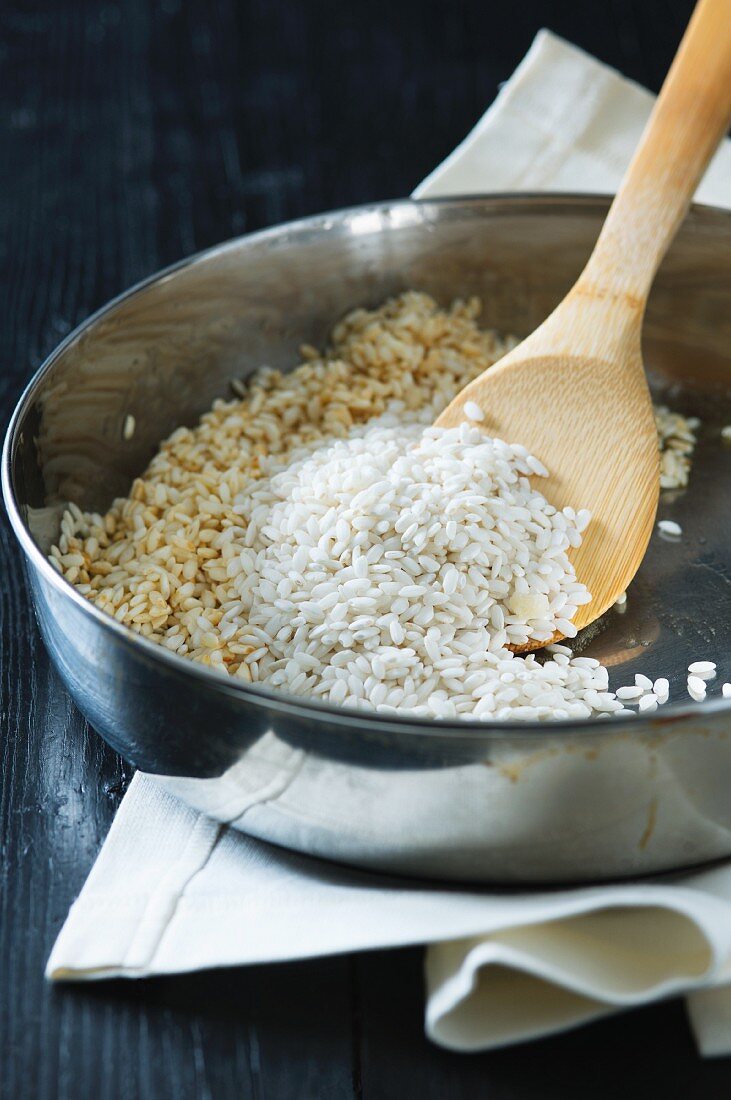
3,195,730,883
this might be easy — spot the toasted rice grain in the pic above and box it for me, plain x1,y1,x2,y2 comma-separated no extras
655,405,699,489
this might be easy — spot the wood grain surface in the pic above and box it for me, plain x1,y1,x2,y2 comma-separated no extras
2,1,730,1097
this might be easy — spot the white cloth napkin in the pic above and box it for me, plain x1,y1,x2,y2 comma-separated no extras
414,28,730,203
48,30,731,1057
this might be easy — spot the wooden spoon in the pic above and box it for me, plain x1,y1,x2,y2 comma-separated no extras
436,0,731,651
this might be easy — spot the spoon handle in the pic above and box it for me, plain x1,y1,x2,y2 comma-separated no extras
580,0,731,305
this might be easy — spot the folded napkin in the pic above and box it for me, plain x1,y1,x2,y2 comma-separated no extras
414,28,730,203
48,30,731,1057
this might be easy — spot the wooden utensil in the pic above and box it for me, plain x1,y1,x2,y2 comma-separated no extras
436,0,731,650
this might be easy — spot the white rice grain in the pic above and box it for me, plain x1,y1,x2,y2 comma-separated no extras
688,675,707,699
688,661,716,677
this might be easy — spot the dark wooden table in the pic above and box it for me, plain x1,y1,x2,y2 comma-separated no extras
2,1,730,1096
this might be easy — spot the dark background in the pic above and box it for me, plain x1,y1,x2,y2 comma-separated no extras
2,1,730,1097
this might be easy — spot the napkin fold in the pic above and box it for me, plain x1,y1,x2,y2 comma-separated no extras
48,30,731,1057
45,774,731,1057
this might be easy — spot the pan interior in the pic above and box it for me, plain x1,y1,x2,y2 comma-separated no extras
8,196,731,718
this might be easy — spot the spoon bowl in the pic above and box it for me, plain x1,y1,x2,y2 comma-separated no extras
438,340,660,643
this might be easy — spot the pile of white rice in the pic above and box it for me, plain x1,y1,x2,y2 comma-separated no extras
50,292,699,722
235,416,601,719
